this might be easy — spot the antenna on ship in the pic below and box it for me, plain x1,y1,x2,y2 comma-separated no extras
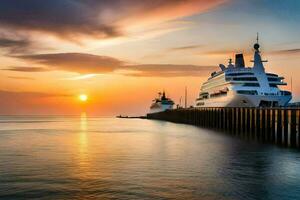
251,33,268,68
291,76,293,95
254,32,260,52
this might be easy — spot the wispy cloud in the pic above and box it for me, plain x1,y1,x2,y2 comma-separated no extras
271,48,300,55
62,74,99,81
9,52,216,77
3,66,50,72
7,76,35,80
0,0,228,42
169,45,204,52
0,34,53,55
203,49,234,56
15,53,124,74
0,37,29,48
0,36,32,54
123,64,217,77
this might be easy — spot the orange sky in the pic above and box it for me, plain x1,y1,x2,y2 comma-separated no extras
0,0,299,116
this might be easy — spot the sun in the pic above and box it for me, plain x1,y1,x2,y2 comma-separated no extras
79,94,88,102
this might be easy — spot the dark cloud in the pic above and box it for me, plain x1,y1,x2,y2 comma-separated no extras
0,36,32,54
169,45,203,51
3,66,50,72
0,37,29,48
16,53,124,74
0,0,122,40
11,52,217,77
0,0,227,41
0,34,53,55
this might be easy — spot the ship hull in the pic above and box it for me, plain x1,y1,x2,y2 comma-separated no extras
196,93,292,108
149,103,173,114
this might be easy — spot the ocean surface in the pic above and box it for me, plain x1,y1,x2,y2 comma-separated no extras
1,115,300,200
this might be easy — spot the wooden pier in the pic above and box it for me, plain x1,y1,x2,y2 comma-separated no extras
147,108,300,148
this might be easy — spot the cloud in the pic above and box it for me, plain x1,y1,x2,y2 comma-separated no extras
124,64,217,77
0,34,53,55
7,76,35,80
271,48,300,55
0,0,122,40
62,74,99,81
0,0,227,41
11,52,217,77
0,36,32,54
15,53,124,74
117,0,228,29
169,45,204,52
0,37,29,48
3,66,50,72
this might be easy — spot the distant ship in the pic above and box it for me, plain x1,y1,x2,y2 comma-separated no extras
196,36,292,108
149,92,174,113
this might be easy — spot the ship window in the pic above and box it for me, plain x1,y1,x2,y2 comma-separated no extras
232,77,258,81
200,93,209,99
280,91,291,96
198,96,208,100
243,83,260,87
237,90,258,95
269,84,278,88
227,72,254,76
197,102,205,106
210,91,227,98
268,77,280,82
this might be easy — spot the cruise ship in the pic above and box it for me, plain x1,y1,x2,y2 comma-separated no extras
149,92,174,113
196,38,292,108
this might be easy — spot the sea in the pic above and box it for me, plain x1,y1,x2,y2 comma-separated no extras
1,115,300,200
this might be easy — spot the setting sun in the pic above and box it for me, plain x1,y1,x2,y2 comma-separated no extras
79,94,88,102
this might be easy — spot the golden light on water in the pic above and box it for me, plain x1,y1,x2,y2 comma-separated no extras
77,112,91,178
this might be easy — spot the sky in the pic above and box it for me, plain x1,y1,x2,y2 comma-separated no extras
0,0,300,116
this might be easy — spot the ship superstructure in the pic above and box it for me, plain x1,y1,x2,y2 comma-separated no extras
196,38,292,107
149,92,174,113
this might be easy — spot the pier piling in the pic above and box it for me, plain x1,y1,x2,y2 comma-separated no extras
147,107,300,149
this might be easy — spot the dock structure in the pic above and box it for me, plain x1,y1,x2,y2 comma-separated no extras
147,108,300,148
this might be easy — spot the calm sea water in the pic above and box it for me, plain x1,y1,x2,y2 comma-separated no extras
1,115,300,200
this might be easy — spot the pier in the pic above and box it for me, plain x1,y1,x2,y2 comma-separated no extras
147,108,300,148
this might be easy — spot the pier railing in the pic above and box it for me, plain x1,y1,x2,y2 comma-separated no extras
147,108,300,148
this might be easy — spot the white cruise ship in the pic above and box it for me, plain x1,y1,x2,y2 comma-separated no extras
149,92,174,113
196,38,292,108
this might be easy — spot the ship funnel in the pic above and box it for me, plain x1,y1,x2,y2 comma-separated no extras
219,64,226,71
235,54,245,68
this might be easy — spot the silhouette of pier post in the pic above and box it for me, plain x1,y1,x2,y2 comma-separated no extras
147,107,300,149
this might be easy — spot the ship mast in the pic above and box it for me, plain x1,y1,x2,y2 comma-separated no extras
252,33,267,71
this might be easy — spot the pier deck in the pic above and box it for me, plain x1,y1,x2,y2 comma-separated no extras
147,108,300,148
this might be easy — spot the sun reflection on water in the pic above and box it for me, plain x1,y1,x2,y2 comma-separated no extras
77,112,92,179
80,112,87,148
